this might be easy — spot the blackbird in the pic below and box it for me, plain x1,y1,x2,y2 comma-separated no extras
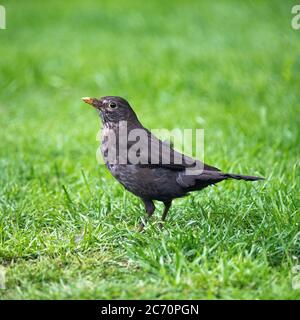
82,96,264,230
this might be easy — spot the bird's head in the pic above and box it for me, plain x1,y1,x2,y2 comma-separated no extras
82,96,138,125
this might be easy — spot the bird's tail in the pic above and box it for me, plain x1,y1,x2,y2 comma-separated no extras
223,173,264,181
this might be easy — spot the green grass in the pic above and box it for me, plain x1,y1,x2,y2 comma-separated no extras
0,0,299,299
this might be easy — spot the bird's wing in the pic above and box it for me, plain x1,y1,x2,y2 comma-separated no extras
176,170,225,188
125,128,220,172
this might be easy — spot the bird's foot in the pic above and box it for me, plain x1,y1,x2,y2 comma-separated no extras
137,222,145,233
158,222,165,230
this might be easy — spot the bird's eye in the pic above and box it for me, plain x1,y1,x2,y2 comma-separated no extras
109,102,117,109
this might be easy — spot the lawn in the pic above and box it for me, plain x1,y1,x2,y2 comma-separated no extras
0,0,299,299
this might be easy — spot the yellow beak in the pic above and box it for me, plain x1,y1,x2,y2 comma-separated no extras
82,97,95,105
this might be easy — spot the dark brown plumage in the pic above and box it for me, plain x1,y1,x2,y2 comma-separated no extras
82,96,264,230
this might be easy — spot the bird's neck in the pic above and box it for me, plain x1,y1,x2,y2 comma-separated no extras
103,119,144,131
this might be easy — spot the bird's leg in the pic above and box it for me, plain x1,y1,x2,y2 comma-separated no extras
138,199,155,232
160,201,172,227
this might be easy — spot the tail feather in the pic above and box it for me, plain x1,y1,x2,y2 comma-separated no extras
224,173,264,181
